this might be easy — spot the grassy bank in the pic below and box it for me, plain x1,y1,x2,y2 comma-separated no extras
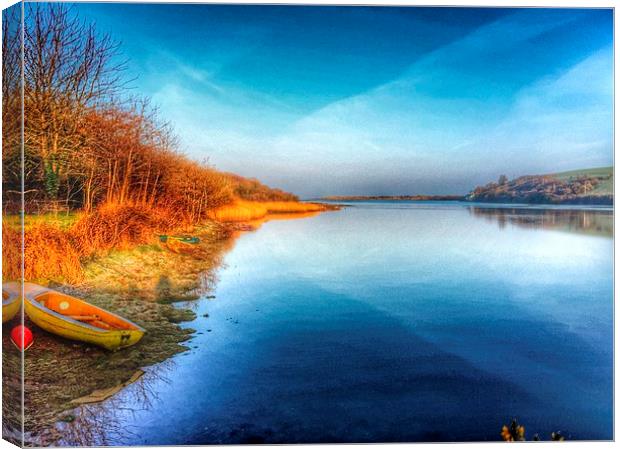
208,200,334,222
2,201,333,445
2,220,235,445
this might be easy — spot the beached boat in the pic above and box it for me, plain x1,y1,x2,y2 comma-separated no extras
22,282,145,351
158,234,200,244
158,234,201,254
2,283,21,323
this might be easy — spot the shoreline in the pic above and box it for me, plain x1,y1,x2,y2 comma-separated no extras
2,205,336,446
318,198,613,210
1,201,611,445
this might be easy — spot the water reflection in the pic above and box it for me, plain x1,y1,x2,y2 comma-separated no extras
468,206,612,238
55,360,176,446
49,212,326,446
48,202,613,444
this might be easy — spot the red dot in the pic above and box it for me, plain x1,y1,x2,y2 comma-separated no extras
10,325,34,351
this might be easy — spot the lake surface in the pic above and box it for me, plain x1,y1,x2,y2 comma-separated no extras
63,202,613,444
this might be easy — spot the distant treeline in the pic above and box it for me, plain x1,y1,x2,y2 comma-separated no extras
323,168,613,206
322,195,464,201
2,4,296,220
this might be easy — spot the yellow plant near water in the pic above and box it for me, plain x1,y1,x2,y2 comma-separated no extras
209,200,327,222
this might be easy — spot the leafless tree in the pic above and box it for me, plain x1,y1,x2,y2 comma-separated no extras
2,5,23,211
23,3,126,204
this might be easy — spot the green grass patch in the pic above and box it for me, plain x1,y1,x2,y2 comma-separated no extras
553,166,613,179
3,212,82,231
552,166,613,195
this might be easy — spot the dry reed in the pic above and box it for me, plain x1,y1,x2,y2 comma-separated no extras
2,199,324,284
2,222,84,283
208,200,327,222
2,223,20,281
70,203,174,257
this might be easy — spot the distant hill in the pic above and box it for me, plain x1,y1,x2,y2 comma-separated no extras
465,167,613,205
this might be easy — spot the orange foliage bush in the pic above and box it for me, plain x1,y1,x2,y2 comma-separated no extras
2,199,326,284
70,203,176,256
2,222,83,283
2,203,188,283
2,224,21,281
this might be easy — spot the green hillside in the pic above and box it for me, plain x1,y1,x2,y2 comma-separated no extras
552,167,613,195
466,167,613,205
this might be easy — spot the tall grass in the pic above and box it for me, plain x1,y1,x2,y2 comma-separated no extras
2,203,188,282
19,212,82,230
2,222,83,283
70,203,184,257
2,200,332,283
2,223,20,281
208,200,328,222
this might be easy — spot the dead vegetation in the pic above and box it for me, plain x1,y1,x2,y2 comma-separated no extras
2,218,237,446
209,200,331,222
3,3,308,222
3,222,83,284
69,203,176,257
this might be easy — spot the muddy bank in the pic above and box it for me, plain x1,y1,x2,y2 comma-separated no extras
2,220,237,446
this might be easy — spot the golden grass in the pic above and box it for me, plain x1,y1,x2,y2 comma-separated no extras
69,203,179,257
2,222,20,281
2,221,83,283
2,203,184,283
2,200,331,284
208,200,328,222
3,212,83,231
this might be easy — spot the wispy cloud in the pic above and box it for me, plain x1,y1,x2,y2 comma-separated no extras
115,7,611,198
239,11,613,196
460,46,613,174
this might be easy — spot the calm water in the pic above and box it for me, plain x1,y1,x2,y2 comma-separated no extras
63,202,613,444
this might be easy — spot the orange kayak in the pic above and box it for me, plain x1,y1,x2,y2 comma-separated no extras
18,282,145,351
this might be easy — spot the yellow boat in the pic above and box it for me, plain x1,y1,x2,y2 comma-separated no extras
21,282,145,351
2,283,21,323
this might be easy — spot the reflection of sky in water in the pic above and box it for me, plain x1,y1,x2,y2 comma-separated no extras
62,202,612,445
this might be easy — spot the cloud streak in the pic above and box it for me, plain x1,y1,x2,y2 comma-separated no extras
113,7,612,198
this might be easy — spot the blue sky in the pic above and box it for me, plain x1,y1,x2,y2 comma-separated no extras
71,4,613,197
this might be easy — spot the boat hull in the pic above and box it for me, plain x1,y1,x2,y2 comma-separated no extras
2,283,21,323
22,283,145,351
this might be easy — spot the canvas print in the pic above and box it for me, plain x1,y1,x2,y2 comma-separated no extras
1,2,614,446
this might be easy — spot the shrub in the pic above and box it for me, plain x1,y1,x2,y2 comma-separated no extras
70,203,171,257
2,223,20,281
3,222,83,283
